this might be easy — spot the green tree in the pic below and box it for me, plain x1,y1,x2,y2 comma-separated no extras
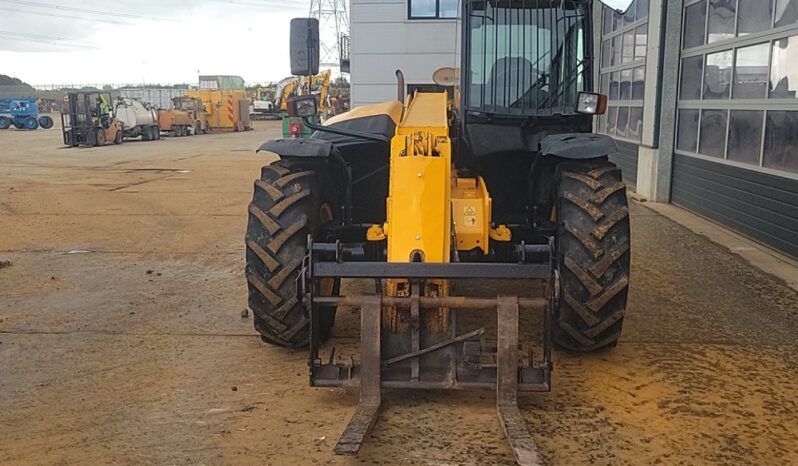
331,76,350,89
0,74,25,86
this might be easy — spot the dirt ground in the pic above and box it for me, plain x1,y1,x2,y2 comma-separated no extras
1,122,797,466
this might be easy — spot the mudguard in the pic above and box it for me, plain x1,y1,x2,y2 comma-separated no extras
257,138,333,158
540,133,617,159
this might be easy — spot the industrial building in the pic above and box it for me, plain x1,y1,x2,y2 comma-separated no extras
349,0,798,258
349,0,458,106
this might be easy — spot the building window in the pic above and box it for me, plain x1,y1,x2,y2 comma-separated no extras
703,50,733,99
770,34,798,98
680,56,704,100
675,1,798,175
409,0,457,19
698,109,728,157
763,111,798,172
683,1,707,49
738,0,774,35
734,43,769,98
598,0,649,143
727,110,764,165
775,0,798,28
676,109,700,152
707,0,736,44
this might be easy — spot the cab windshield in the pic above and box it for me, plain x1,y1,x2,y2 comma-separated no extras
466,0,588,116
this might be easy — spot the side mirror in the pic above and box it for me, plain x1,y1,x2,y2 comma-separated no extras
290,18,320,76
597,0,634,13
287,94,318,118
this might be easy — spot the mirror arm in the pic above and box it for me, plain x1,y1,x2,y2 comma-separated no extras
301,117,390,144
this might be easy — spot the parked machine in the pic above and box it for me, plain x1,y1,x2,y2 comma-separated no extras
158,96,208,136
246,2,633,463
0,98,54,130
250,99,280,121
186,76,251,132
61,92,123,147
114,98,161,141
250,85,281,121
280,70,332,138
186,89,251,132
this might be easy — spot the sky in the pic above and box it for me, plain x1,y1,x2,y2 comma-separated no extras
0,0,312,86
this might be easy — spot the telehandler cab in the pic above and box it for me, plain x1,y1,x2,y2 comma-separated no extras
246,1,633,463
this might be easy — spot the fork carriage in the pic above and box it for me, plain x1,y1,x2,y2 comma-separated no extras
302,237,556,464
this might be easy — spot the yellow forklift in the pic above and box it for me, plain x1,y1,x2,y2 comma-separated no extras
62,92,122,147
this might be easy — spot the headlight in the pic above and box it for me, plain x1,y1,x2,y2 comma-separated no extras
576,92,607,115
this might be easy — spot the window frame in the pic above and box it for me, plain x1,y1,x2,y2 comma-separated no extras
597,0,650,144
408,0,457,20
676,0,798,179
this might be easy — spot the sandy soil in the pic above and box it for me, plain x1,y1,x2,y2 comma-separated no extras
1,122,797,465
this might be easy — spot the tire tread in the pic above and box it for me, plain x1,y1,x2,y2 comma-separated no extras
245,159,335,348
554,159,631,353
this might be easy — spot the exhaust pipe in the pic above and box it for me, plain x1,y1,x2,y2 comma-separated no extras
395,69,405,103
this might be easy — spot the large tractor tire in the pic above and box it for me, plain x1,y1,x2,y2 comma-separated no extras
245,159,338,347
554,159,630,353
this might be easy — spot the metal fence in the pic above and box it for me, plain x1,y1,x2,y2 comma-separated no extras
31,83,193,91
119,88,191,109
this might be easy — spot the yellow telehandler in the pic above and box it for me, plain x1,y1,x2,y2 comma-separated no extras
246,1,634,463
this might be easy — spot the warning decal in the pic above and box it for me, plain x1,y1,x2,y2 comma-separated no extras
463,206,477,226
